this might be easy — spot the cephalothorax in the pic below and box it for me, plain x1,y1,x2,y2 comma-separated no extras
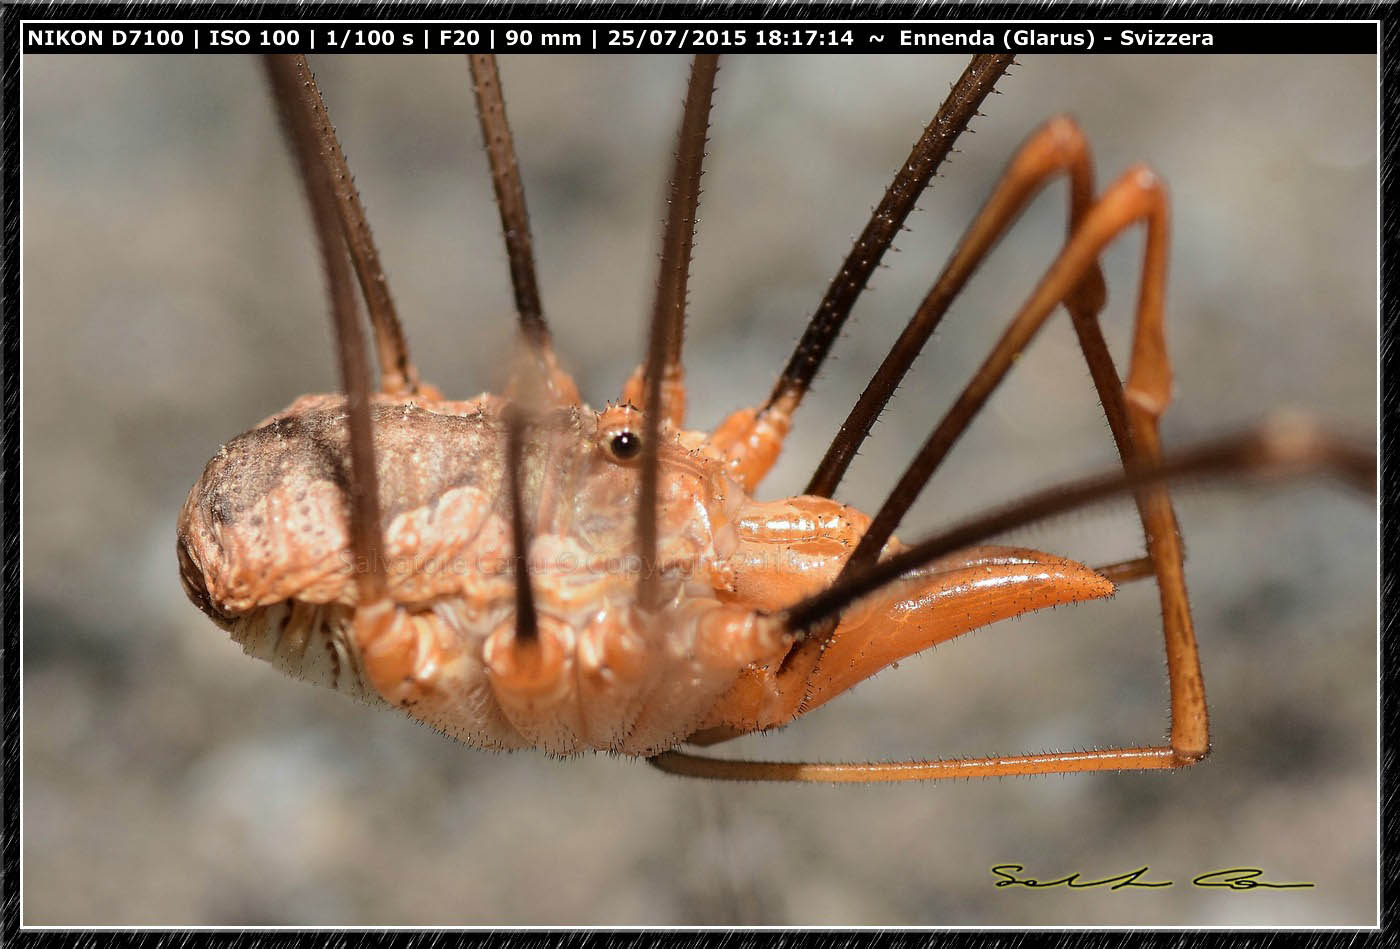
178,55,1371,782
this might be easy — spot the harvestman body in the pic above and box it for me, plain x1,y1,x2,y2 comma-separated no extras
176,55,1372,783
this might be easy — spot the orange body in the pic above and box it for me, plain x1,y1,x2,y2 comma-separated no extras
178,384,1113,757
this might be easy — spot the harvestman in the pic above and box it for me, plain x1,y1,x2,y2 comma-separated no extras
176,54,1374,783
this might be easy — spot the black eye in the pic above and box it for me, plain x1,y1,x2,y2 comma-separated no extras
609,431,642,461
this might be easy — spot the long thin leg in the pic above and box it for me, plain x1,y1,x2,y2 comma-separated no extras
504,399,539,642
804,115,1105,499
781,168,1204,754
638,54,720,611
467,54,580,407
827,167,1208,759
838,168,1173,580
787,417,1375,630
794,117,1206,752
773,167,1167,692
661,162,1369,781
650,415,1375,782
705,54,1014,493
764,54,1015,418
263,56,386,605
467,54,546,342
625,54,719,428
654,748,1180,782
796,136,1209,761
288,55,423,398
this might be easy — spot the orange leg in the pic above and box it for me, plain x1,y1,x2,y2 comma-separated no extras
709,117,1103,520
657,416,1377,780
654,165,1200,782
652,748,1179,783
703,392,798,494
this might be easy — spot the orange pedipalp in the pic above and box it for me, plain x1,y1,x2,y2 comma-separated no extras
800,547,1115,714
695,545,1115,736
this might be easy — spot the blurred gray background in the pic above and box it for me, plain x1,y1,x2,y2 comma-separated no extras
23,53,1376,925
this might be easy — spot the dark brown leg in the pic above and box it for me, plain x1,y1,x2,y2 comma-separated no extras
659,156,1375,782
804,115,1105,499
760,54,1014,424
467,54,580,407
467,54,546,342
637,54,719,612
835,169,1172,580
785,168,1205,760
286,55,422,398
504,399,539,642
263,56,386,604
790,116,1209,758
701,54,1013,496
